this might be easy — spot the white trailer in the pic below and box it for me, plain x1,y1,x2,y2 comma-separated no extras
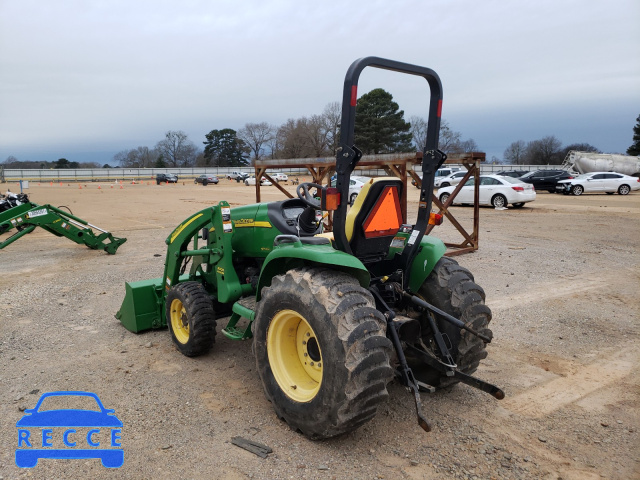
563,151,640,176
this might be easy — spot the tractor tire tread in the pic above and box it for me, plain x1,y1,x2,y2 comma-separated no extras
167,281,216,357
255,267,393,439
416,257,492,388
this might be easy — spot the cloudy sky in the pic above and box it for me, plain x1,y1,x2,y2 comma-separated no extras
1,0,639,165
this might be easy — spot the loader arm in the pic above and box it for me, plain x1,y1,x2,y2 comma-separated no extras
0,202,126,254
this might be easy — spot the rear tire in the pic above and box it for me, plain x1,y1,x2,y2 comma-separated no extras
618,184,630,195
512,202,525,208
408,257,492,389
166,282,216,357
572,185,583,196
349,192,358,205
254,267,393,439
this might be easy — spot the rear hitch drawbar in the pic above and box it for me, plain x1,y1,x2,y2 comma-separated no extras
371,286,505,433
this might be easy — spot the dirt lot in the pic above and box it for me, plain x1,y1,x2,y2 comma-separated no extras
1,178,639,480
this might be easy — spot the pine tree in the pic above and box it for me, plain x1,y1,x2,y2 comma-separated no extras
354,88,414,154
627,114,640,156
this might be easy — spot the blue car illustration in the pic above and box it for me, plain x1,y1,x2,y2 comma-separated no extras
16,391,123,468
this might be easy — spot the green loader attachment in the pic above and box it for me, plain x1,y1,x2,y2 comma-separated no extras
0,202,126,254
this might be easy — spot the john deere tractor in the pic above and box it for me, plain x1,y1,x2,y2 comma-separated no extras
117,57,503,439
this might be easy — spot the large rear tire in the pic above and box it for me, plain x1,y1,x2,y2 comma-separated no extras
408,257,492,388
166,282,216,357
254,267,393,439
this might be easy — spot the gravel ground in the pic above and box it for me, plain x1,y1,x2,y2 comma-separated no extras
1,180,638,479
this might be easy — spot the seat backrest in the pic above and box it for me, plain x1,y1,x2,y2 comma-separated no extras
345,177,404,264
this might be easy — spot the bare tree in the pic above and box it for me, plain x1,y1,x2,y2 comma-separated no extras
238,122,275,162
322,101,341,155
410,115,428,151
114,146,159,167
504,140,527,165
155,130,198,167
438,119,463,153
524,135,563,165
276,119,308,159
302,114,331,157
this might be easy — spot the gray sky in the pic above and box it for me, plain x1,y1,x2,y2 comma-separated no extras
1,0,639,165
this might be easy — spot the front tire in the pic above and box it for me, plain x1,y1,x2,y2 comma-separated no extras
254,268,393,439
572,185,583,196
491,194,507,208
408,257,492,388
439,192,450,204
349,192,358,205
166,282,216,357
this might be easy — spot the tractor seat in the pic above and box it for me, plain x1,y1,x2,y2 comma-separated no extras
345,177,404,264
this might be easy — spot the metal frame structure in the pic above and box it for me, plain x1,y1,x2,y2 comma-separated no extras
254,151,485,255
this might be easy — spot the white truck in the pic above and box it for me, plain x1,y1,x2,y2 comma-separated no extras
227,171,250,182
563,151,640,177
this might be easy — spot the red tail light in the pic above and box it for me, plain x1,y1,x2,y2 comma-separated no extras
511,186,524,192
428,212,443,225
568,176,573,179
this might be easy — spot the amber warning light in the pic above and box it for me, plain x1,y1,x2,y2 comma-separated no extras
428,212,443,226
322,188,341,211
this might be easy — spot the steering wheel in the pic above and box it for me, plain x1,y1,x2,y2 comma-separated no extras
296,182,323,208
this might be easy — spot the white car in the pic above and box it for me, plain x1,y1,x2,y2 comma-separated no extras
412,166,461,188
555,172,640,196
331,176,371,204
271,173,288,182
244,176,272,186
434,170,468,188
438,174,536,208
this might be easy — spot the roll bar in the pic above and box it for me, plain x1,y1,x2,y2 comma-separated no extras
332,57,444,279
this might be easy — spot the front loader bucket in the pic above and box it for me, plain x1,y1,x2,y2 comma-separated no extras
116,278,164,333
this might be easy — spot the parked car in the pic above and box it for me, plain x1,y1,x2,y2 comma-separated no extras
331,175,371,204
555,172,640,196
227,171,249,181
194,174,219,185
412,166,462,188
272,173,289,182
495,170,529,178
245,176,272,186
438,174,536,208
156,173,178,184
518,169,573,193
434,170,468,188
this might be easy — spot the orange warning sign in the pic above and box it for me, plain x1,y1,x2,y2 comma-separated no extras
362,186,403,238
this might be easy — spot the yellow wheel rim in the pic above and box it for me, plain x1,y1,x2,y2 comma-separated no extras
169,298,190,344
267,310,323,403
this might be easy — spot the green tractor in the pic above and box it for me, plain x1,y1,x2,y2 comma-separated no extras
117,57,503,439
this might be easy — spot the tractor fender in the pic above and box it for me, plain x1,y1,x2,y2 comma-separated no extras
256,242,370,301
407,236,447,293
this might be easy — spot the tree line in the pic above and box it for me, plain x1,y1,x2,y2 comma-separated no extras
4,95,638,169
109,89,479,168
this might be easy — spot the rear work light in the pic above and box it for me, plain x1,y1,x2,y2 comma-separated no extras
511,186,524,192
